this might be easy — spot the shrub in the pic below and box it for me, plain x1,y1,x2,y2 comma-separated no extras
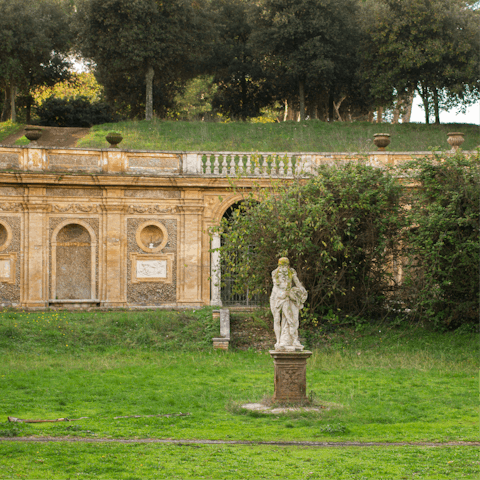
400,151,480,329
36,96,118,127
216,161,403,321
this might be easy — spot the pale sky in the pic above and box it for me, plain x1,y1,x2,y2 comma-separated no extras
410,94,480,125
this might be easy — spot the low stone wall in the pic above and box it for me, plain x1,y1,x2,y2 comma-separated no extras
0,145,447,177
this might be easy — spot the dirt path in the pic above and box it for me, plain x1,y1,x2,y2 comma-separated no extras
1,437,479,448
1,126,90,148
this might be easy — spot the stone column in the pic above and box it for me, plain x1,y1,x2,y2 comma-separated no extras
24,192,49,308
269,350,313,402
177,205,204,306
210,232,222,306
101,191,126,307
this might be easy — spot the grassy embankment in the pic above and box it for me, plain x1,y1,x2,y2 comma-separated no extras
0,308,478,479
77,120,480,152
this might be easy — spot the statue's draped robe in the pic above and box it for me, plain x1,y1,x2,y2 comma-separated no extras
270,266,308,348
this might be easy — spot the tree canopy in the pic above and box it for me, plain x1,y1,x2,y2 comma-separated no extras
0,0,72,122
76,0,207,120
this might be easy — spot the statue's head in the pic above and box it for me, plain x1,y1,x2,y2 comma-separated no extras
278,257,289,266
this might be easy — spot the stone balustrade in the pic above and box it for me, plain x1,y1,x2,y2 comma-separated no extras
0,145,460,177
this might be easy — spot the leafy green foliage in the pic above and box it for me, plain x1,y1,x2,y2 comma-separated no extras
255,0,363,121
36,96,118,127
76,0,207,119
0,0,73,121
400,151,480,329
217,162,402,320
360,0,480,122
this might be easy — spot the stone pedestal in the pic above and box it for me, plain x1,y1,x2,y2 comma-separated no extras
269,350,312,402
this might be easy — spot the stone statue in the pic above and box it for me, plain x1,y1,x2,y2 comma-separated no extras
270,257,308,351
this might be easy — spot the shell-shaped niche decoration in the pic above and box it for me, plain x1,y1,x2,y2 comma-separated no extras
136,221,168,253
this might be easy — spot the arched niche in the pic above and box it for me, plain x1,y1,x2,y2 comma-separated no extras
210,197,260,307
51,220,97,300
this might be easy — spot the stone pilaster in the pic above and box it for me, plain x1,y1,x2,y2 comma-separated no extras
101,191,126,307
177,205,204,306
24,191,49,307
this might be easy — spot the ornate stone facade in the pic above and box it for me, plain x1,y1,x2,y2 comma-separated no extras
0,145,436,309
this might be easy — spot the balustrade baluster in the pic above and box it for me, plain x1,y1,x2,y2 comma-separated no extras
205,154,212,174
262,156,268,176
213,154,220,175
287,156,293,176
245,156,252,175
221,155,228,176
230,155,236,176
278,157,285,176
254,156,260,175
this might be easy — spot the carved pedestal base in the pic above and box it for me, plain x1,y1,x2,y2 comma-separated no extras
269,350,312,402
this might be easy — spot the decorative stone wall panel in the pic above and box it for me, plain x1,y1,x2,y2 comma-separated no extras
127,218,177,304
127,155,180,175
0,216,21,305
47,187,103,198
0,187,24,196
0,153,20,170
124,189,180,199
48,154,101,172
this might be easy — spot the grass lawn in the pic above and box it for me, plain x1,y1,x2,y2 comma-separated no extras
77,119,480,152
0,121,23,143
0,308,478,478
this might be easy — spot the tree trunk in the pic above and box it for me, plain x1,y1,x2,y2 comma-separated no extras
433,88,440,125
417,83,430,124
145,65,154,121
402,86,415,123
241,72,247,121
299,79,305,121
1,86,12,122
376,106,383,123
26,95,33,124
367,111,374,123
333,96,346,121
392,98,401,124
283,99,288,122
10,84,16,123
328,91,334,122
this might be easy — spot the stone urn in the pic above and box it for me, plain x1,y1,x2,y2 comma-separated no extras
24,127,43,145
106,132,123,148
447,132,465,151
373,133,391,151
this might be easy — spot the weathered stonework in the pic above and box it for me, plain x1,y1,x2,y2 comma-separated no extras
49,217,100,302
47,187,103,197
269,350,313,402
0,153,20,170
124,189,181,199
48,154,101,172
0,144,451,309
0,216,21,305
126,218,177,305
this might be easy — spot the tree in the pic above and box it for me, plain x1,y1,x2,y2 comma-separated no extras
254,0,361,121
0,0,72,122
216,162,402,320
76,0,206,120
202,0,274,120
361,0,480,124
